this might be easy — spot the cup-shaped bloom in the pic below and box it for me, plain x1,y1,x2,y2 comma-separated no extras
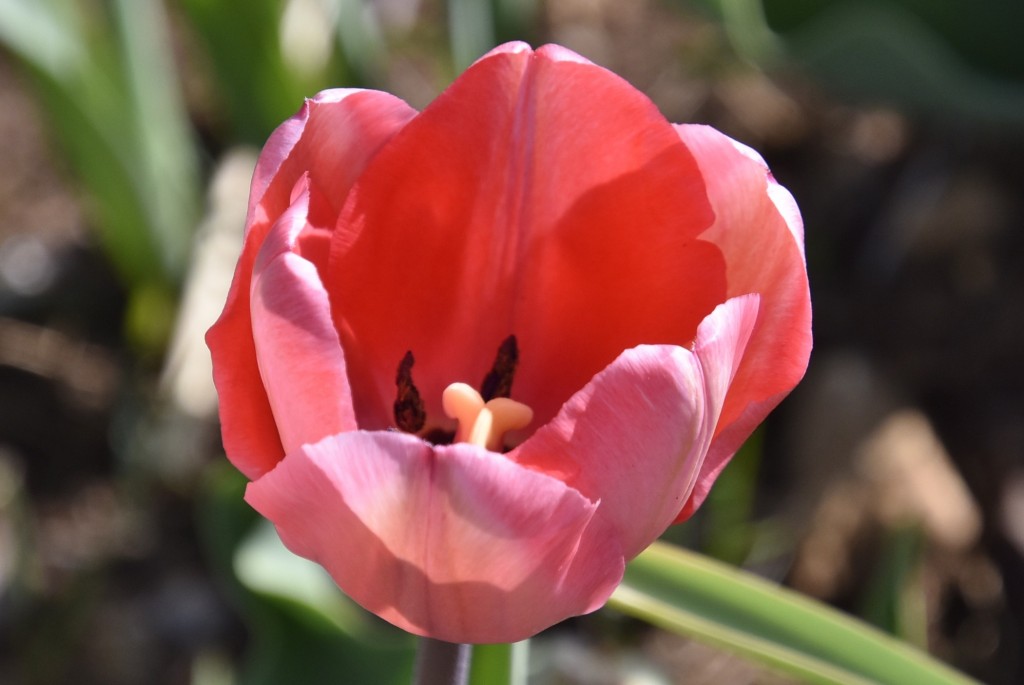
207,42,811,644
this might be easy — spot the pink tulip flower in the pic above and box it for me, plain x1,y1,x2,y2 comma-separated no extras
207,42,811,644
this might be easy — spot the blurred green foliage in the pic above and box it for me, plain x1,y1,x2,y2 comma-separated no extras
180,0,351,145
762,0,1024,127
762,0,1024,82
698,0,1024,128
199,462,416,685
0,0,199,290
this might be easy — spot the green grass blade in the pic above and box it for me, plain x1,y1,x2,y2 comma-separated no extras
608,541,978,685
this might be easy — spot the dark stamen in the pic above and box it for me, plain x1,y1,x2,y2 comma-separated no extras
422,428,456,445
480,335,519,402
394,351,426,433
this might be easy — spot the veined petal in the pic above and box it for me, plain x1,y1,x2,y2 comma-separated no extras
327,43,722,431
207,90,415,479
245,431,625,643
250,183,356,455
673,125,812,520
512,295,760,559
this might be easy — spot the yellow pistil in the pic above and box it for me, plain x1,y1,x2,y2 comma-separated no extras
442,382,533,451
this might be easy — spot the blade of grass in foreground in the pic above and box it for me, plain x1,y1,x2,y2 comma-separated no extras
609,541,979,685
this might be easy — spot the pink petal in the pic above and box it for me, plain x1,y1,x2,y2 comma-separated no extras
207,90,415,479
673,125,812,520
326,42,721,433
248,89,419,234
512,295,760,559
245,431,625,643
250,182,357,455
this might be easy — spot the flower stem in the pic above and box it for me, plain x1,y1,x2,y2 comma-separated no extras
413,638,472,685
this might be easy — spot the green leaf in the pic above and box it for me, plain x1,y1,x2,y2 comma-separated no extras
859,526,928,648
608,541,978,685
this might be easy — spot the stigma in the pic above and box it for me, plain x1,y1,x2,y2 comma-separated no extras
442,382,533,451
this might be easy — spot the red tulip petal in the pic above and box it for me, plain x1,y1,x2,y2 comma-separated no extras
327,43,721,432
207,90,415,479
250,181,357,455
245,431,625,643
248,89,418,235
512,295,760,559
672,126,812,520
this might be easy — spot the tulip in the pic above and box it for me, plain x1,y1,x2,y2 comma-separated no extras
207,42,811,644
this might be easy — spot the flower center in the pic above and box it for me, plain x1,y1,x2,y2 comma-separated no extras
392,335,531,449
442,383,533,451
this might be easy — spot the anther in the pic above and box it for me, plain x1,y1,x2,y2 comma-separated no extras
394,351,426,433
480,335,519,401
